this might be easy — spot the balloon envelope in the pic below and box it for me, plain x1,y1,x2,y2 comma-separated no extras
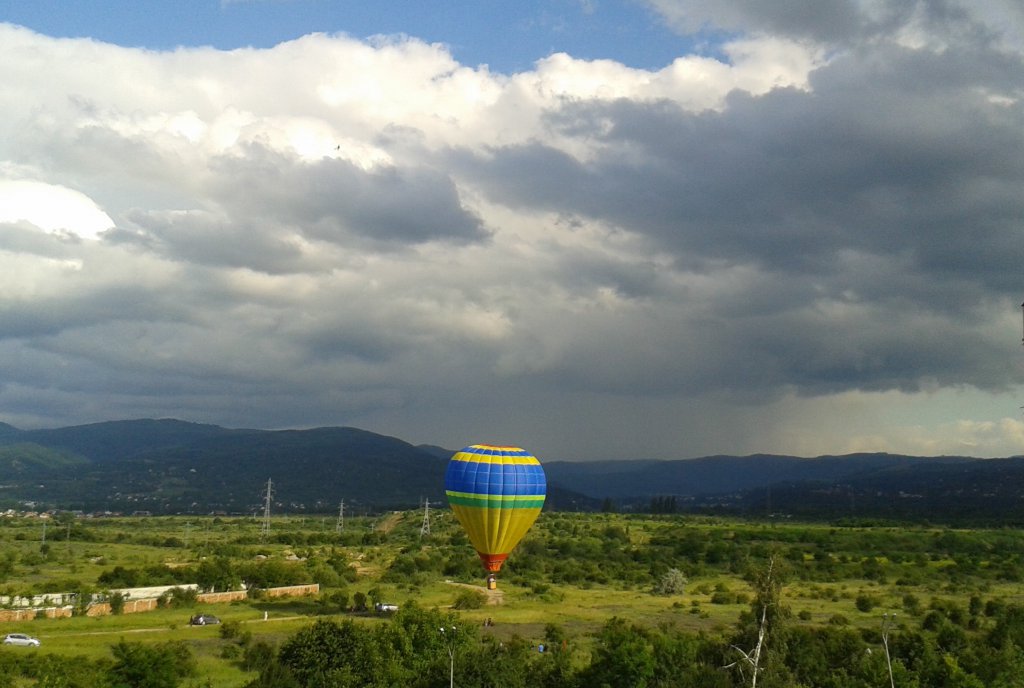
445,444,546,573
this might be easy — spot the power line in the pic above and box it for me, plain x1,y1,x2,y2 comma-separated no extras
420,497,431,537
260,478,273,542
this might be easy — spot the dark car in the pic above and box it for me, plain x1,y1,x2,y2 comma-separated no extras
189,614,221,626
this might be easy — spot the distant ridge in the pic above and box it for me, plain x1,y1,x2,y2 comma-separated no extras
13,418,249,462
0,418,1018,521
543,452,975,499
416,444,458,460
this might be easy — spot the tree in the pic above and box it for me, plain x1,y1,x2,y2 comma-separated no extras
276,619,376,688
373,604,470,686
579,617,657,688
107,641,196,688
649,496,677,514
195,556,239,592
728,556,792,688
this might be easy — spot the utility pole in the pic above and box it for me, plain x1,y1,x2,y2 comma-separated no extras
261,479,273,542
335,500,345,533
420,498,431,537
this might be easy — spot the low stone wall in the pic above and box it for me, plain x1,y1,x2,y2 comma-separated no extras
125,598,158,614
264,584,319,598
0,606,73,621
86,602,110,617
0,609,32,622
46,606,74,619
195,584,318,603
196,590,247,604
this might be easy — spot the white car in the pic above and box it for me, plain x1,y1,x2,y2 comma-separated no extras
3,633,40,647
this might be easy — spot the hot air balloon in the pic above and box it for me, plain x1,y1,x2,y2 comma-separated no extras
445,444,546,583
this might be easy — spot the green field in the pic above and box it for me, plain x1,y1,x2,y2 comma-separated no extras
1,511,1023,686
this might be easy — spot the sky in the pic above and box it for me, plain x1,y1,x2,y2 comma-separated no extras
1,0,1023,461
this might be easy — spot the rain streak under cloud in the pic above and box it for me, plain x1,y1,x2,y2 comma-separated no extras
1,0,1024,461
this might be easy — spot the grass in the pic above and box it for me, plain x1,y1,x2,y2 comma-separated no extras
2,512,1023,686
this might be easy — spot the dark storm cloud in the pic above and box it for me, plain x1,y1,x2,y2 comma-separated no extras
447,31,1024,397
458,44,1024,289
0,287,183,340
109,209,314,274
3,13,1024,457
208,145,488,247
301,326,406,364
648,0,1006,47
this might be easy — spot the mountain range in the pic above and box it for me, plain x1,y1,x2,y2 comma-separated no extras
0,419,1022,522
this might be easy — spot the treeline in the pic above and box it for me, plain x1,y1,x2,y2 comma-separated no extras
491,517,1024,590
80,514,1016,597
223,593,1024,687
5,591,1024,687
7,514,1024,604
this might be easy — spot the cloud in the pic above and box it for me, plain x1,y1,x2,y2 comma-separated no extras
0,180,114,239
0,10,1022,460
643,0,1024,51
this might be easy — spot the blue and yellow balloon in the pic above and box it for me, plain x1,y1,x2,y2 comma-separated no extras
445,444,546,579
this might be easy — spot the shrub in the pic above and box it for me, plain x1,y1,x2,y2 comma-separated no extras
710,591,735,605
855,594,875,612
327,590,349,612
158,587,198,609
109,592,125,615
903,593,922,615
452,588,486,610
243,641,276,673
653,568,687,596
220,620,242,640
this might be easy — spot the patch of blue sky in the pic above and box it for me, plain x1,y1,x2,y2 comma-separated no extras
0,0,737,73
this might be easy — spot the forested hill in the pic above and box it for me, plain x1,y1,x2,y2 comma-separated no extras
0,418,1020,520
0,420,594,514
0,420,450,514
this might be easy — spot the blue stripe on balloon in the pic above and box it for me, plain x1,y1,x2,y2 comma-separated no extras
445,460,546,497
